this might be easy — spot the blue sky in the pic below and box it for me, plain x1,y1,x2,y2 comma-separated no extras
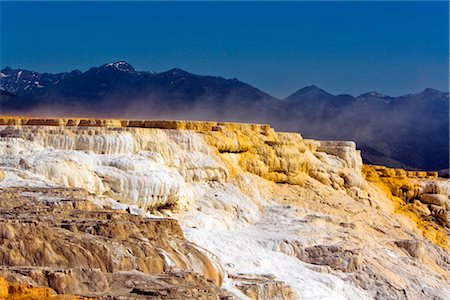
1,1,448,98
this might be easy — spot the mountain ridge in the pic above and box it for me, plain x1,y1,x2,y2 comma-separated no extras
1,61,448,171
2,61,448,99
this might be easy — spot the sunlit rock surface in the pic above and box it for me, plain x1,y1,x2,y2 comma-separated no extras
0,275,94,299
0,117,449,300
0,187,230,299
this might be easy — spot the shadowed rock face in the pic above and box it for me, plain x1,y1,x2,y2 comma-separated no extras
0,117,449,300
0,186,230,299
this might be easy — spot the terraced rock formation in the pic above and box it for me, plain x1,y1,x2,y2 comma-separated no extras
0,275,93,299
0,186,232,299
0,117,448,299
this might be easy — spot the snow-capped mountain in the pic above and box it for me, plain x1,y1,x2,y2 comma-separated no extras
0,61,448,172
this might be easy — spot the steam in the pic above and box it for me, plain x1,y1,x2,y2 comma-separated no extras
2,90,448,171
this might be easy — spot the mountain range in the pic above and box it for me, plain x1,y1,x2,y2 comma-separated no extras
1,61,448,172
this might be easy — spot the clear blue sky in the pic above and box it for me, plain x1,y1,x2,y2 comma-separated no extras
1,1,448,98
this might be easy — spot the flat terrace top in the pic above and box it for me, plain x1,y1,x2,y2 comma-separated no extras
0,116,272,132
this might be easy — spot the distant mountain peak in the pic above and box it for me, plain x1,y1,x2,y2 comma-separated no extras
1,66,23,76
290,85,331,98
420,87,444,97
103,61,135,72
422,87,441,92
357,91,393,103
166,67,191,76
1,66,13,73
303,84,321,91
367,92,384,97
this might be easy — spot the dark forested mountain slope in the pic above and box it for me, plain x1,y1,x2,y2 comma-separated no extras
1,62,448,171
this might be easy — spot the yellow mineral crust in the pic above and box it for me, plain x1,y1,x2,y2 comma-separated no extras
363,165,449,250
0,276,91,299
0,116,272,132
0,116,361,189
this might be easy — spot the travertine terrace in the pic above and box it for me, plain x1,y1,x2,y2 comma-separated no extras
0,117,449,299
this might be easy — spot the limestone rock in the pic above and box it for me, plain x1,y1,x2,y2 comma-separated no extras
301,245,360,272
0,277,8,298
317,140,362,170
230,273,294,300
420,181,450,195
363,164,450,245
0,275,91,299
411,200,431,216
1,117,450,300
394,240,422,258
0,187,228,299
420,193,449,209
